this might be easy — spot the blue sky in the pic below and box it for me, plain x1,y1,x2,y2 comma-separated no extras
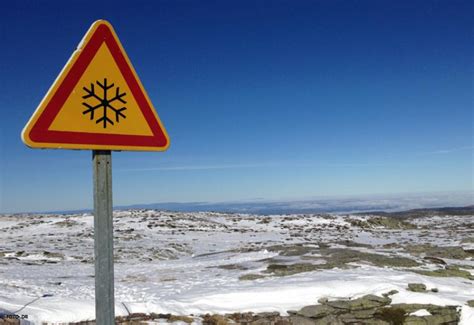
0,0,472,213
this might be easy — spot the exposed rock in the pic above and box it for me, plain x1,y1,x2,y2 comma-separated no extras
342,308,378,320
239,273,265,281
168,315,194,323
325,294,391,311
43,251,64,259
223,311,285,325
274,320,292,325
226,311,258,323
382,290,399,297
410,265,474,280
202,314,230,325
114,312,151,323
375,304,460,325
407,283,427,292
265,263,320,276
391,303,459,323
264,243,421,272
288,315,318,325
256,312,280,318
288,296,461,325
62,295,464,325
467,300,474,307
149,312,171,320
334,240,373,248
295,304,333,318
374,307,407,324
348,217,416,229
383,242,402,249
266,244,318,256
403,314,459,325
319,248,419,268
54,219,80,227
217,263,248,270
249,319,273,325
362,320,391,325
405,244,472,260
423,256,447,265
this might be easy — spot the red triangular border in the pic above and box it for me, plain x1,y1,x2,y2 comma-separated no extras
27,22,168,149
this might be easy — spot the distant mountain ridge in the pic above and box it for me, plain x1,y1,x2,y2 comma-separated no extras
10,192,473,216
358,205,474,218
114,192,473,215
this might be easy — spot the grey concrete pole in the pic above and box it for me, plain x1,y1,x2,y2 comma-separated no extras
92,150,115,324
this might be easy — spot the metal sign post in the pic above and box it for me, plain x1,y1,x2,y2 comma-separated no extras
93,150,115,324
22,20,170,324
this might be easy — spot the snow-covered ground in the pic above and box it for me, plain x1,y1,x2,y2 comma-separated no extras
0,210,473,324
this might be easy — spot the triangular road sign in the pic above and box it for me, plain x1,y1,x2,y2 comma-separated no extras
22,20,170,151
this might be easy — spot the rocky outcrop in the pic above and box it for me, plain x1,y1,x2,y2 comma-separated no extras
63,294,462,325
407,283,427,292
288,294,392,324
287,295,460,325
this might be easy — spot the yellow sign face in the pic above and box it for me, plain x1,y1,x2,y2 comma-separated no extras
22,20,170,151
49,43,153,136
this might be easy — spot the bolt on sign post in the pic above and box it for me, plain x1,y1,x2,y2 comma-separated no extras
22,20,169,324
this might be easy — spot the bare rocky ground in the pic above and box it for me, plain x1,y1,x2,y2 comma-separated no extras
65,293,466,325
0,206,473,324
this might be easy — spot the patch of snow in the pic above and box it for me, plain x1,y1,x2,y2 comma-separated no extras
409,309,431,316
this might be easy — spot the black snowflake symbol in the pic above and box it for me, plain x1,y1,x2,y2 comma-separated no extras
82,78,127,128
